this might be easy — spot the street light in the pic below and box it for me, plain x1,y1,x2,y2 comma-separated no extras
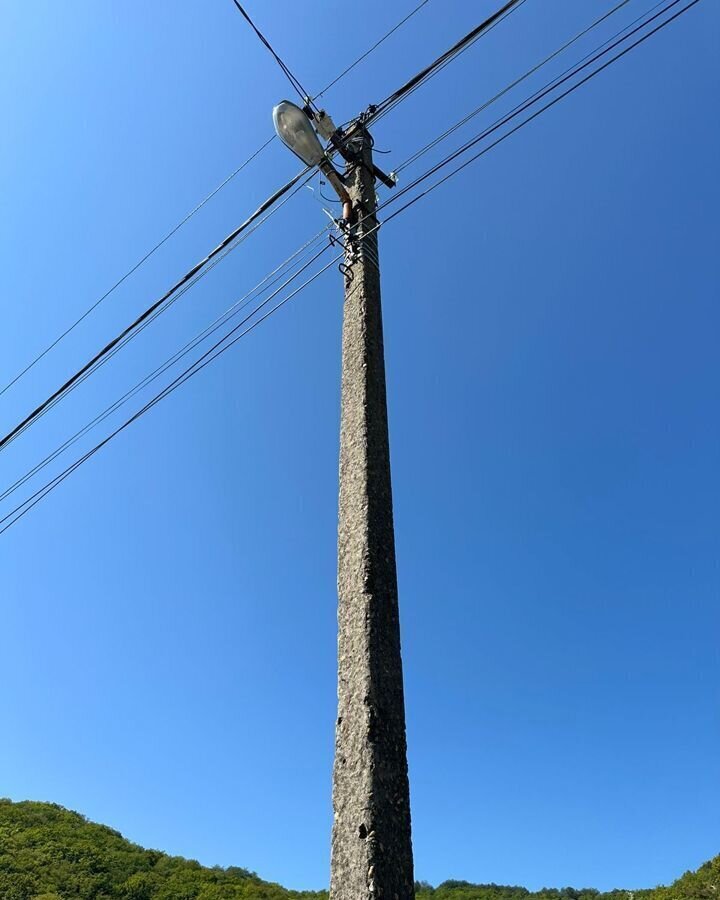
272,99,352,218
272,100,325,167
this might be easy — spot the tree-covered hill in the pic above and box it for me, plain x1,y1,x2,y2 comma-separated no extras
0,799,716,900
0,800,323,900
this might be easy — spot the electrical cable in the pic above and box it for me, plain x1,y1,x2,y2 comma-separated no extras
0,224,331,505
324,0,530,176
0,0,679,458
0,0,703,537
319,184,340,205
0,135,275,398
229,0,316,108
306,0,530,141
0,1,498,448
359,0,531,149
394,0,637,175
378,0,697,220
3,0,532,428
0,166,313,454
313,0,433,101
20,172,318,433
369,0,528,120
1,0,430,399
0,248,343,536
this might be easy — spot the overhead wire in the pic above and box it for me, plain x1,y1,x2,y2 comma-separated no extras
0,224,332,505
1,0,431,399
228,0,315,107
368,0,529,124
0,167,313,453
12,0,644,501
313,0,433,101
377,0,699,221
394,0,637,175
31,172,318,418
0,136,275,399
0,0,703,537
0,0,524,452
0,248,344,536
0,0,696,492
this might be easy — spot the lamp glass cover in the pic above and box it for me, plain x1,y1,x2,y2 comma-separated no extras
272,101,324,167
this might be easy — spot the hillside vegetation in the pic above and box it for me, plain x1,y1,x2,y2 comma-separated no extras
0,800,715,900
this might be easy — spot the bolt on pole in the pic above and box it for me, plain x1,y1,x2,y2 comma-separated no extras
330,125,415,900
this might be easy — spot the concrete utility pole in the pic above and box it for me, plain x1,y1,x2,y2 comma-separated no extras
330,127,415,899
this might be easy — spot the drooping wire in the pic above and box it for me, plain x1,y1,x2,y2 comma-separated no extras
0,0,704,538
229,0,316,108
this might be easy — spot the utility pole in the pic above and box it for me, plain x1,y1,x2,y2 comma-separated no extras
271,102,414,897
330,126,415,900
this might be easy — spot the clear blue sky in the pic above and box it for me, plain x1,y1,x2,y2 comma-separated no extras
1,0,718,893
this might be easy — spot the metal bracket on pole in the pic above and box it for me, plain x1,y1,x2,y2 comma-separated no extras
371,164,396,190
329,127,397,190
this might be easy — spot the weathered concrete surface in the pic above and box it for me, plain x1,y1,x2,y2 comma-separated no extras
330,130,415,900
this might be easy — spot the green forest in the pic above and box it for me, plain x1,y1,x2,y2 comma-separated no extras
0,800,715,900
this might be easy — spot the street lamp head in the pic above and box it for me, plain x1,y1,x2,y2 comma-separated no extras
273,99,352,218
272,100,325,168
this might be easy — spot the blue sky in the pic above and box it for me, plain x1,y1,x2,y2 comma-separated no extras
1,0,718,892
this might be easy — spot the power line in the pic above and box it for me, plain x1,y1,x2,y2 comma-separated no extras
0,166,312,454
369,0,528,121
0,0,694,460
0,135,275,399
0,225,332,506
380,0,698,220
313,0,433,101
0,3,430,400
0,1,511,451
396,0,676,176
22,172,318,431
3,0,525,424
0,0,702,537
325,0,531,138
229,0,315,108
24,0,661,483
374,3,532,136
21,173,320,452
0,248,342,536
394,0,636,175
